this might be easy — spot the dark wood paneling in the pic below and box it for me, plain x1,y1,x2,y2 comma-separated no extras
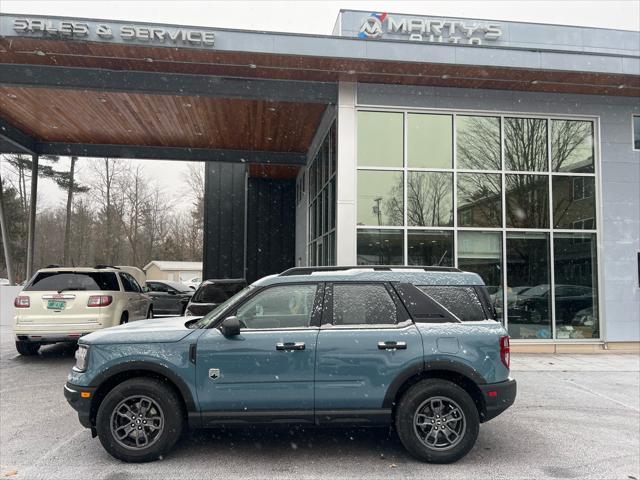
203,161,246,280
246,178,296,283
1,37,638,96
0,87,326,152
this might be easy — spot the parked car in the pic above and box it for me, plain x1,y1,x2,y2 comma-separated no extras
184,278,246,316
65,266,516,464
183,277,202,290
0,277,10,286
146,280,193,316
508,284,593,325
13,266,152,356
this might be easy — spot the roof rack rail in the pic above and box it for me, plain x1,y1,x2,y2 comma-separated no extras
94,264,120,269
279,265,461,276
45,264,63,268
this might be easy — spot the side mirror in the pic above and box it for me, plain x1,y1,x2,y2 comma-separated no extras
221,316,241,337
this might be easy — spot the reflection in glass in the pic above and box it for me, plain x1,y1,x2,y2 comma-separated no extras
357,229,403,265
505,174,549,228
506,232,551,339
457,231,502,319
407,172,453,227
357,111,403,167
551,120,594,173
505,117,548,171
407,230,453,266
457,173,502,227
553,176,596,229
554,233,599,339
407,114,452,168
357,171,403,226
456,116,501,170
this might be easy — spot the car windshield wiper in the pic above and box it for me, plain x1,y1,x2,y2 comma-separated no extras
57,287,86,294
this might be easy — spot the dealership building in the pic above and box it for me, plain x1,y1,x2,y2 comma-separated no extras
0,10,638,350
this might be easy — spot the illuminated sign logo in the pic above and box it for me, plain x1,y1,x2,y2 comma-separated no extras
358,12,502,45
358,12,386,39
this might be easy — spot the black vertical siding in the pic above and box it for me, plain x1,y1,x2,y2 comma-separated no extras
246,178,296,283
202,162,246,280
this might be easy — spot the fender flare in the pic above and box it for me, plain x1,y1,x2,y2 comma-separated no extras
90,361,197,412
382,359,486,409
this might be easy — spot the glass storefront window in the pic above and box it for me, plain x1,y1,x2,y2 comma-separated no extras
354,110,600,340
457,231,503,319
357,229,403,265
457,173,502,227
505,174,549,228
357,111,403,167
407,114,453,168
505,117,548,171
357,170,404,226
506,232,551,340
552,176,596,229
407,172,453,227
553,233,599,339
407,230,453,266
551,120,594,173
456,116,501,170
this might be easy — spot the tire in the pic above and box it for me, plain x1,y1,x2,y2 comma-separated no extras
96,377,184,462
15,341,40,356
395,379,479,463
120,312,129,325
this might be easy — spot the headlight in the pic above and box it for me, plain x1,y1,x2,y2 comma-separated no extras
73,345,89,372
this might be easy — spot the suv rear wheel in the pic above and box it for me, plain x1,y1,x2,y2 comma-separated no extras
96,377,184,462
15,341,40,356
395,378,479,463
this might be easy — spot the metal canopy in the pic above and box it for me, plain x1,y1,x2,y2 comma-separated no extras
0,64,338,104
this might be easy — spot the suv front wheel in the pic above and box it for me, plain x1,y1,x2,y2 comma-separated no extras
395,379,479,463
96,377,184,462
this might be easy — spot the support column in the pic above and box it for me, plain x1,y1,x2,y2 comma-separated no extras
335,82,357,265
202,162,246,280
25,154,38,281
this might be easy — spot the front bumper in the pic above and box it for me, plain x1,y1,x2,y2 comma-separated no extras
479,377,517,422
64,382,96,428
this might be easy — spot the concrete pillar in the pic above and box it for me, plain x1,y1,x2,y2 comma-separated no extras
25,154,38,281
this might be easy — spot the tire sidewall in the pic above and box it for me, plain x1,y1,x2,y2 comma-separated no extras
96,378,184,462
395,379,479,463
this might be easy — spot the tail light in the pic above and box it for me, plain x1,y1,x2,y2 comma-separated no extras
500,335,510,369
87,295,113,307
14,296,30,308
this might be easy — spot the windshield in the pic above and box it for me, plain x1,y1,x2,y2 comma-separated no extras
190,285,254,328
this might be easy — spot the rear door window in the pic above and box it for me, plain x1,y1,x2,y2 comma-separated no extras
25,271,119,291
418,286,486,322
119,273,136,292
332,283,397,326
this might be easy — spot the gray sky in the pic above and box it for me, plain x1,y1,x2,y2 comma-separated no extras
2,1,638,211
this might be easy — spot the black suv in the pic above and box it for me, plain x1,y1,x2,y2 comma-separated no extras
184,278,246,316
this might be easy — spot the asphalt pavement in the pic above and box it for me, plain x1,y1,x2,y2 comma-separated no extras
0,313,638,480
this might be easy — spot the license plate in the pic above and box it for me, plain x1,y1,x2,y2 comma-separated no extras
47,300,66,310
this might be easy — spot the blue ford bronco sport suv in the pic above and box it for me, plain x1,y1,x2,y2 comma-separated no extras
65,266,516,463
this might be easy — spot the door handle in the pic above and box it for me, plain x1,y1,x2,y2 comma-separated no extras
276,342,306,351
377,341,407,350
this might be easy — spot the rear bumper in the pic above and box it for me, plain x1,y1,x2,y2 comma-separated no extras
64,382,96,428
14,323,104,343
479,378,517,422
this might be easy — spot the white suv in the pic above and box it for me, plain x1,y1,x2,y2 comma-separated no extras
13,266,152,355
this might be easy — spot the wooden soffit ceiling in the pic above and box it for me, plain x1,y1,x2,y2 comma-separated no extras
0,86,326,152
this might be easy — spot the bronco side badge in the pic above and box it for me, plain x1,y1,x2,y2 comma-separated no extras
208,368,220,380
